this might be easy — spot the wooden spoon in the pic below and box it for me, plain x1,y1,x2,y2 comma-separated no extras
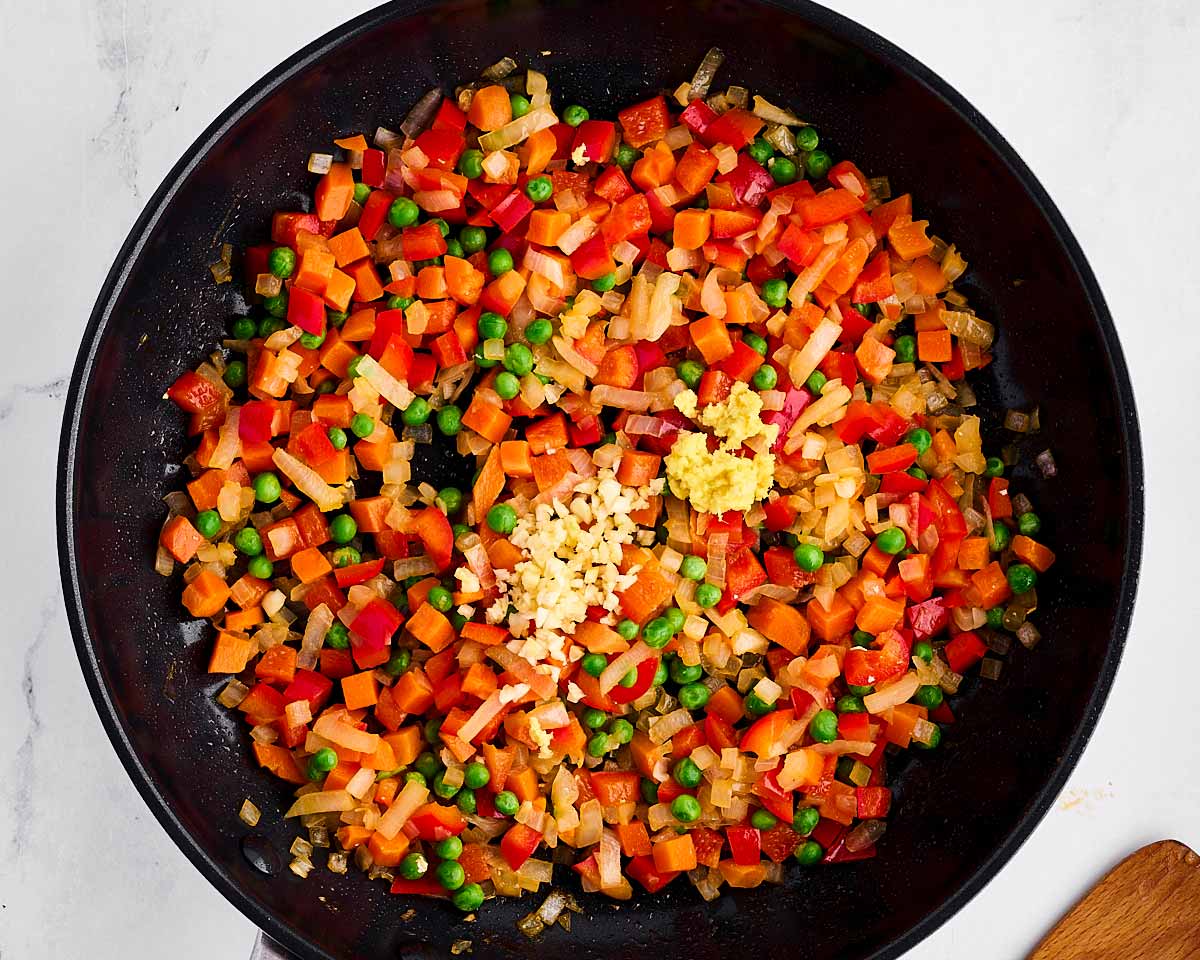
1029,839,1200,959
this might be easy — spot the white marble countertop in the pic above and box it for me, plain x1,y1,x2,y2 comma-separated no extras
3,1,1197,957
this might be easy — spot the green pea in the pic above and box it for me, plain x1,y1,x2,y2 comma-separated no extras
794,805,820,836
797,127,820,152
250,471,281,504
746,137,774,164
327,310,348,329
805,150,832,179
903,429,931,457
616,619,639,641
739,332,767,356
769,156,798,185
587,732,611,757
351,413,375,438
398,852,428,880
752,364,778,391
404,771,426,787
297,329,324,350
750,808,778,830
851,630,874,648
428,218,450,238
641,778,659,805
794,543,824,572
387,197,420,228
562,104,589,127
486,503,517,534
914,684,944,709
267,246,296,279
234,526,263,557
262,291,289,320
488,248,513,276
805,370,827,394
618,667,638,688
760,278,789,308
679,555,707,581
582,708,608,730
678,682,710,710
589,271,617,294
836,695,865,714
219,359,247,389
432,771,460,800
503,343,534,376
907,466,929,481
809,709,838,744
324,621,349,649
384,649,412,676
913,642,934,664
876,527,906,555
695,584,721,609
443,237,465,259
494,790,519,816
509,93,531,118
230,315,258,341
434,836,463,861
494,371,521,400
525,176,553,203
1007,563,1037,594
458,226,487,255
616,143,640,170
432,487,461,516
524,318,553,344
425,586,453,614
192,509,219,539
673,757,703,789
986,605,1005,629
452,882,484,912
743,692,773,717
308,746,337,775
436,405,462,436
676,359,705,390
436,859,465,891
610,718,635,744
670,659,703,685
581,652,608,678
321,515,353,547
991,521,1012,552
663,607,686,635
413,752,440,780
331,546,361,568
671,794,701,823
247,555,274,580
401,397,430,427
915,723,942,750
894,334,917,363
387,294,414,311
458,149,484,179
795,839,823,866
476,310,507,341
325,426,348,451
985,457,1005,478
1017,512,1041,536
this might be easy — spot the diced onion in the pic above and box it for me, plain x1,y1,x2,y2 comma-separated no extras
273,448,346,512
312,713,381,754
400,88,442,138
598,640,653,693
209,407,241,470
863,672,921,714
376,779,430,839
356,354,415,411
597,829,622,889
688,47,725,101
479,105,558,152
284,790,354,818
298,603,332,670
752,95,804,126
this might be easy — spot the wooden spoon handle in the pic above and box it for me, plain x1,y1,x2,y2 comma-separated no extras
1029,839,1200,959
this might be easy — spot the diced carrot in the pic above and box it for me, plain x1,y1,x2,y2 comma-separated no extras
971,561,1013,608
328,227,370,267
629,495,661,527
346,258,385,302
467,84,513,131
382,726,423,767
252,742,306,784
887,217,935,260
461,662,499,699
855,334,895,385
806,591,856,641
822,237,870,296
718,860,767,888
473,445,505,522
855,596,906,634
374,777,400,809
884,702,926,748
225,606,263,632
615,545,677,624
208,631,255,673
315,162,354,221
574,620,628,654
653,833,697,873
910,255,946,295
312,448,351,485
341,670,380,710
487,538,523,571
689,314,734,363
367,829,410,867
461,394,512,443
360,737,397,772
406,603,456,652
335,825,373,850
295,248,335,294
531,450,573,491
631,141,676,191
186,469,226,512
917,328,953,363
1012,535,1056,573
460,622,508,646
348,496,392,534
499,440,533,478
318,329,358,379
482,743,514,791
526,413,569,454
672,208,711,250
957,537,990,571
747,598,811,655
255,645,297,685
182,570,230,618
341,308,376,341
525,209,571,247
290,545,332,584
323,761,358,792
615,450,662,487
160,515,205,563
506,765,538,803
324,273,356,315
704,684,744,724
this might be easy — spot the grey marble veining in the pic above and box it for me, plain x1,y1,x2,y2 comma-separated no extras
1,1,1198,958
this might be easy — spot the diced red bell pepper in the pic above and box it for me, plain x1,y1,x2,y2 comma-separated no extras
500,822,543,870
409,803,467,841
828,160,870,197
294,421,337,466
762,497,798,532
837,711,870,742
699,108,763,150
594,165,634,203
389,876,448,897
717,339,766,382
776,222,823,268
760,823,803,863
167,371,224,414
287,287,326,335
349,598,403,668
238,400,276,443
642,187,677,234
761,386,813,454
333,557,387,589
988,476,1013,519
695,368,734,407
751,768,795,824
710,205,762,238
400,222,448,261
489,190,535,234
570,232,618,280
271,211,322,248
851,251,894,303
413,128,466,171
855,786,892,819
704,712,738,751
430,330,469,369
568,414,604,447
739,708,795,758
726,825,762,866
843,629,912,686
571,120,617,163
716,548,767,614
680,98,718,136
626,855,679,893
866,443,918,475
716,154,774,206
601,194,652,246
618,95,672,148
880,471,928,494
367,308,407,358
431,97,468,132
796,189,865,229
763,545,815,590
361,149,386,188
358,190,394,241
589,770,641,806
467,180,512,210
945,630,988,673
409,506,454,572
281,669,333,713
607,655,659,704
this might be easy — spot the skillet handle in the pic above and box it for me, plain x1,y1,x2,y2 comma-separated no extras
250,932,299,960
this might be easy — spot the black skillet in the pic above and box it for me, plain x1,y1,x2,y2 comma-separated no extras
57,1,1143,957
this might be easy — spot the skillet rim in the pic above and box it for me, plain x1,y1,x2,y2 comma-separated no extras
56,1,1145,957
